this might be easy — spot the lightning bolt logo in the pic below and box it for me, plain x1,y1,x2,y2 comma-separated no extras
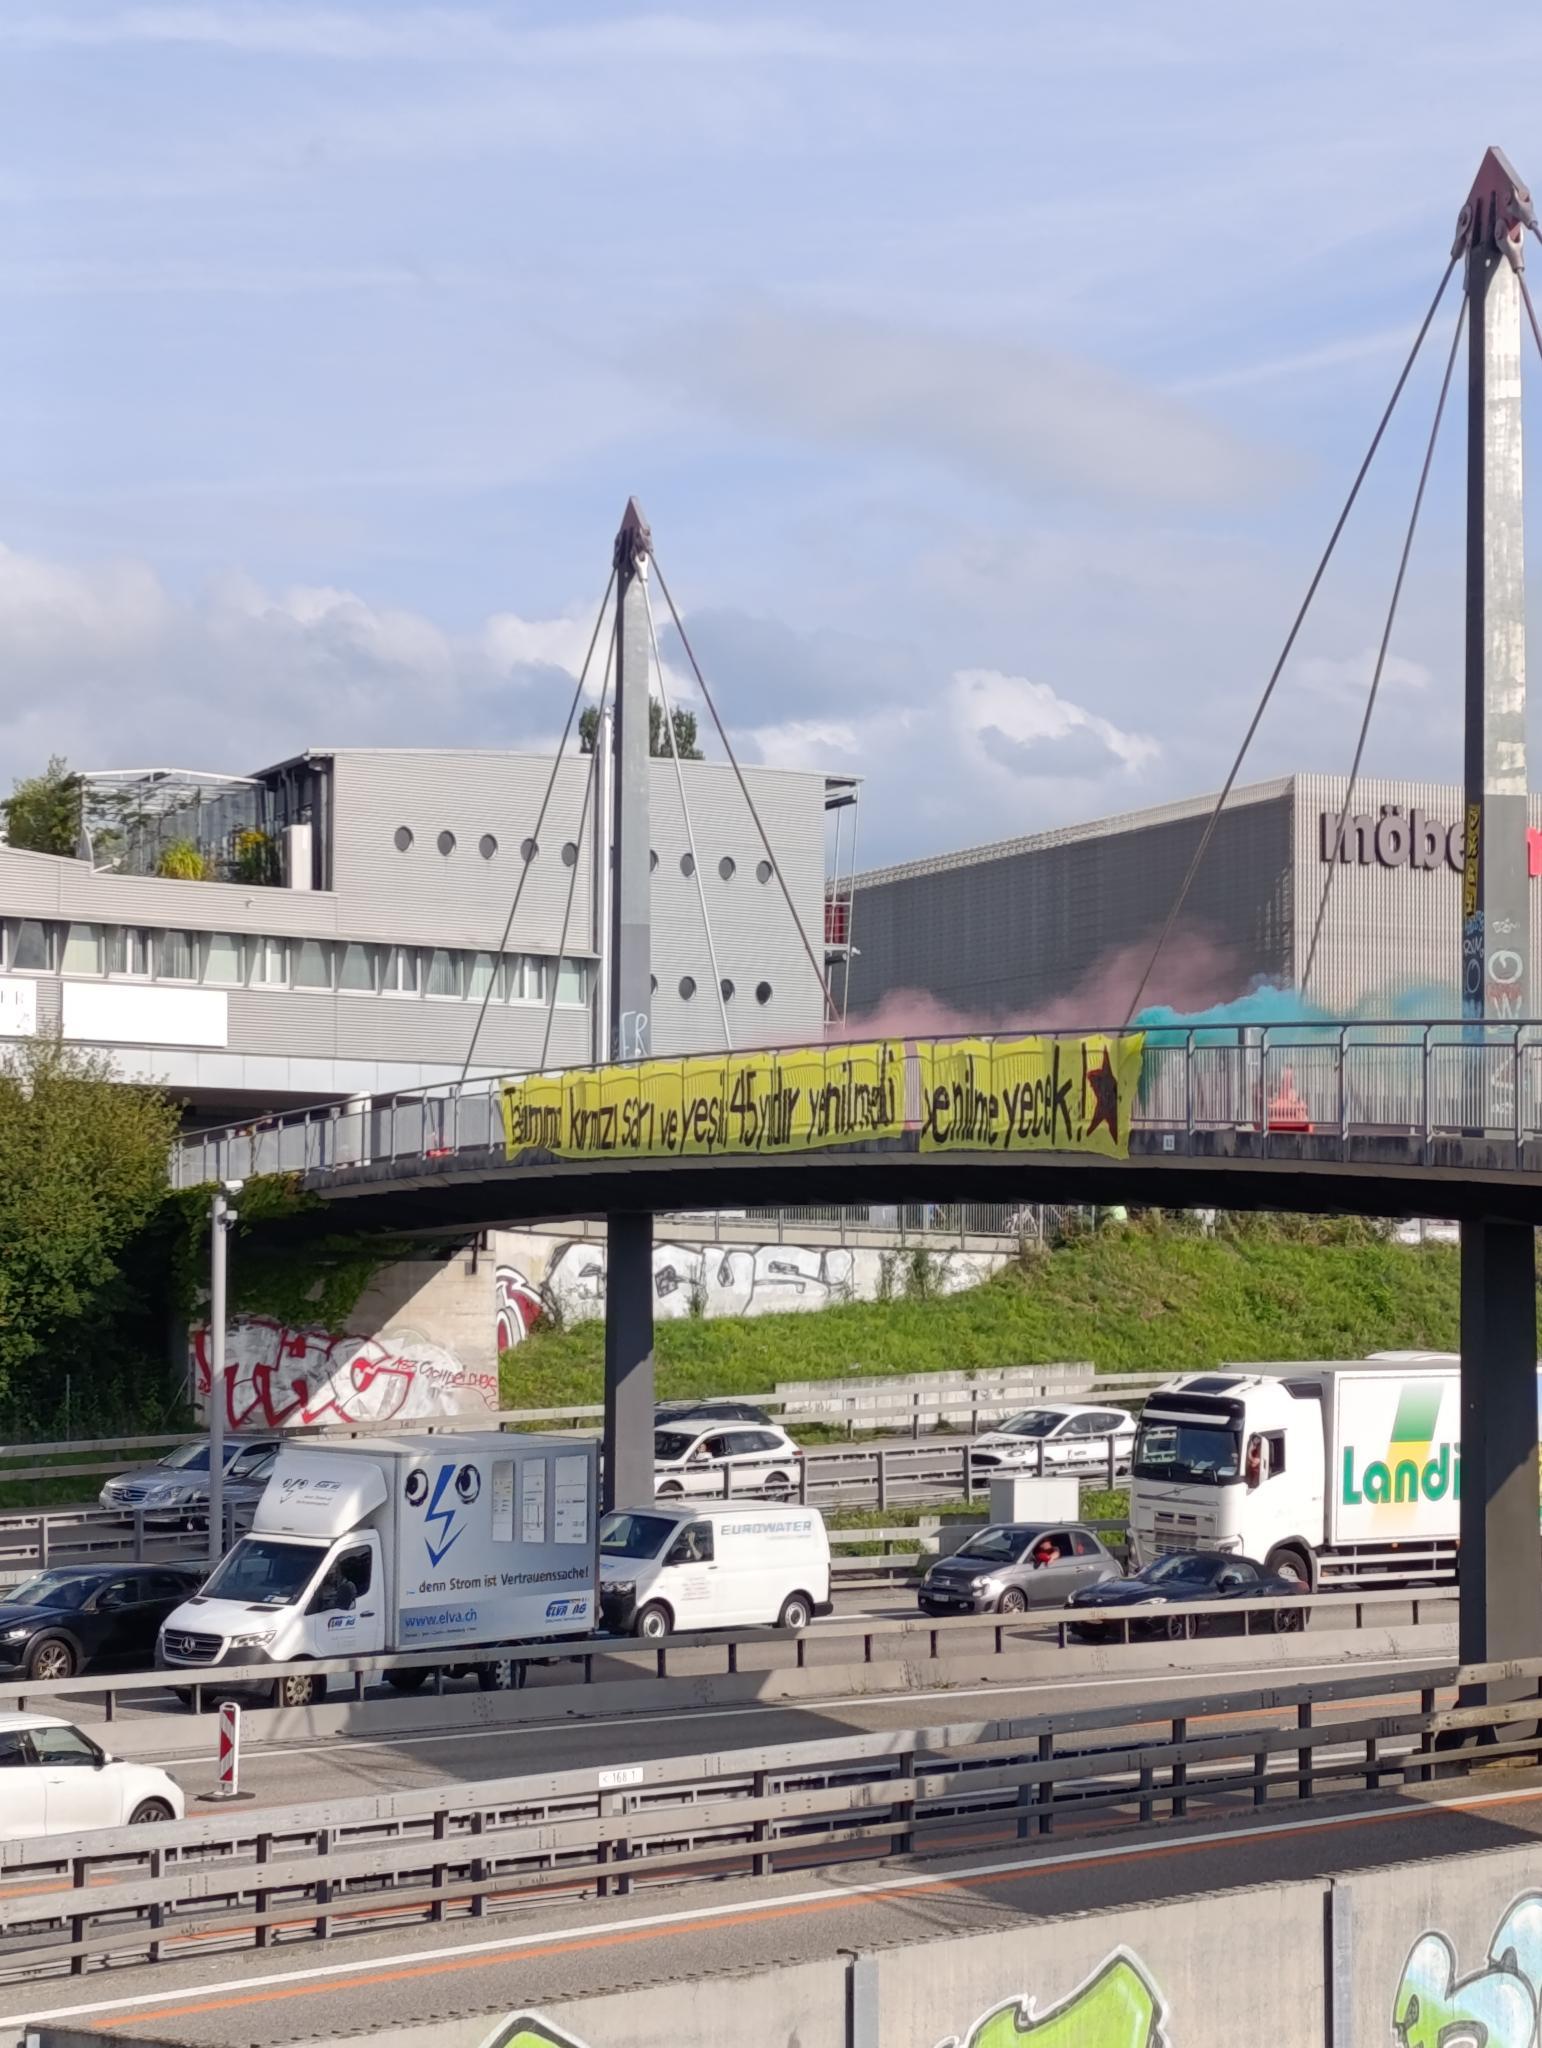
423,1462,462,1568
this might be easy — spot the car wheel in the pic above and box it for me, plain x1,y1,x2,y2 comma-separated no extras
763,1473,793,1500
657,1483,683,1500
129,1798,175,1825
634,1602,672,1641
271,1670,326,1708
777,1593,812,1631
997,1587,1028,1615
1165,1613,1197,1642
26,1636,76,1683
383,1668,431,1693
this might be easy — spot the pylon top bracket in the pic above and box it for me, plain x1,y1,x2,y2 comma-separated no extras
1453,147,1536,270
614,496,652,577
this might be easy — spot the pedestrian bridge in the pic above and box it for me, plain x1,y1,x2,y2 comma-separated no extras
172,1020,1542,1231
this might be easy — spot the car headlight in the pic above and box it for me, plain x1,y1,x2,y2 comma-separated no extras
230,1631,274,1649
970,1576,1000,1593
2,1624,29,1641
605,1580,636,1597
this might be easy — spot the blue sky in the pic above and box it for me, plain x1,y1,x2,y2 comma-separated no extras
2,2,1542,865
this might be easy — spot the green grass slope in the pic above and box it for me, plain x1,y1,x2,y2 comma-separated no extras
500,1221,1466,1411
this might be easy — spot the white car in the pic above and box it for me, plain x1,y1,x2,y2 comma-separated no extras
969,1404,1136,1477
653,1422,802,1501
0,1712,185,1837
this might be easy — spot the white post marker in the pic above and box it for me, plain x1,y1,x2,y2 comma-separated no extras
207,1699,252,1802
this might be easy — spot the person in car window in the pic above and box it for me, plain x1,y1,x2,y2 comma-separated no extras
1032,1538,1058,1568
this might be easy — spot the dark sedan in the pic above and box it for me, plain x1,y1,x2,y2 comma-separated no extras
1066,1551,1306,1642
0,1565,207,1683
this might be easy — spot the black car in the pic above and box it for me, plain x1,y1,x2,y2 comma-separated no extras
0,1565,207,1683
1065,1551,1305,1642
654,1400,774,1428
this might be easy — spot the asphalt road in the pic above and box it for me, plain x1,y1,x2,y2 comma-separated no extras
8,1767,1537,2047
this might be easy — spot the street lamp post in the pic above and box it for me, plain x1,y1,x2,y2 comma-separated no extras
208,1180,242,1570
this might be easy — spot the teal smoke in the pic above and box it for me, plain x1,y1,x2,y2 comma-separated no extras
1134,980,1454,1047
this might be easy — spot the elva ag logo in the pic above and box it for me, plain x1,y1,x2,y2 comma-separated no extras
409,1462,482,1567
545,1597,587,1621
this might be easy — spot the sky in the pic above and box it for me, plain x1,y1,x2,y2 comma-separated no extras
4,3,1542,868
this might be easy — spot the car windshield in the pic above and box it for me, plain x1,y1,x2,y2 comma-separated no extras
600,1512,676,1561
6,1572,90,1610
1134,1555,1222,1587
160,1443,213,1473
954,1527,1032,1565
1133,1418,1241,1486
996,1411,1062,1438
202,1537,324,1606
654,1431,698,1462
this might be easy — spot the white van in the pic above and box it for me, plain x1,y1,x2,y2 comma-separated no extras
598,1502,832,1639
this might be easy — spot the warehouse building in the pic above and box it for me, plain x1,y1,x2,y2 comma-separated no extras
0,747,837,1115
846,773,1542,1023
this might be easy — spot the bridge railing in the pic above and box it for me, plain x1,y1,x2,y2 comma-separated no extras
170,1021,1542,1191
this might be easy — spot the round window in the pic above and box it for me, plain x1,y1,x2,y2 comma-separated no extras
561,841,578,867
755,859,773,884
649,849,659,872
479,834,498,860
755,981,773,1005
718,855,736,880
680,852,696,878
437,830,456,856
521,837,539,862
394,826,414,852
720,978,735,1002
679,976,697,1001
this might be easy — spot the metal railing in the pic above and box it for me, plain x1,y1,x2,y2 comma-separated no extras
1,1648,1505,1984
168,1020,1542,1190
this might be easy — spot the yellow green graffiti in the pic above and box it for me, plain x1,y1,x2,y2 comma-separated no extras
940,1954,1166,2048
1395,1894,1542,2048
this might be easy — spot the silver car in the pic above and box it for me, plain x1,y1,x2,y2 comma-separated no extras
98,1439,279,1529
917,1522,1123,1616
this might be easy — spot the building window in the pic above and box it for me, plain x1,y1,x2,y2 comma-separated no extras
338,942,376,993
556,958,589,1006
292,939,334,990
718,856,736,880
467,952,499,1002
383,946,419,996
680,852,695,878
61,923,100,975
250,936,288,986
479,834,498,860
649,849,659,871
204,933,245,985
679,975,696,1001
756,980,773,1005
394,826,414,852
425,948,461,999
437,830,456,857
521,838,538,862
512,955,547,1004
10,920,52,972
157,930,199,981
104,927,151,977
720,977,735,1002
756,860,773,884
561,841,578,867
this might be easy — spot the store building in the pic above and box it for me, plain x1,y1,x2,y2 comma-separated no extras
847,773,1542,1023
0,746,837,1116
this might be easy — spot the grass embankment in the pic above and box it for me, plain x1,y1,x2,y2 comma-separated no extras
501,1221,1464,1410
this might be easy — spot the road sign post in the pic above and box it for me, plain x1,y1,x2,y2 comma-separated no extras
206,1698,252,1802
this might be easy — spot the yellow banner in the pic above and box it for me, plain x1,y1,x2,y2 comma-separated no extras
502,1041,906,1161
917,1033,1143,1158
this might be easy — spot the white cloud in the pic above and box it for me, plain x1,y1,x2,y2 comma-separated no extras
949,667,1159,785
1296,648,1433,699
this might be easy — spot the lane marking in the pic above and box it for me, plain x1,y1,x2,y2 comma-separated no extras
6,1775,1534,2032
147,1654,1430,1770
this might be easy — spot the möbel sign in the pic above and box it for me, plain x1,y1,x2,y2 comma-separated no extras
1321,805,1542,876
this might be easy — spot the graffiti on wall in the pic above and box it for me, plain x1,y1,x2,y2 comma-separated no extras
473,1950,1168,2048
191,1318,499,1431
1396,1894,1542,2048
494,1265,545,1350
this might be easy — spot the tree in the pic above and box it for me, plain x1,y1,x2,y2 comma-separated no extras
3,755,83,857
0,1037,179,1426
578,703,703,759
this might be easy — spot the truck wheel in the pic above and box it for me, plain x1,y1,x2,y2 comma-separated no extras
777,1593,812,1631
475,1658,527,1691
272,1671,326,1709
634,1602,672,1640
1265,1545,1313,1589
383,1668,431,1694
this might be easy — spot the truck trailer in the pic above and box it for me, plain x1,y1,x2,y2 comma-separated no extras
158,1433,598,1705
1125,1356,1529,1591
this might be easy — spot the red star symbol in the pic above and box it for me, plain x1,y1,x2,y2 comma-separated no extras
1086,1049,1120,1144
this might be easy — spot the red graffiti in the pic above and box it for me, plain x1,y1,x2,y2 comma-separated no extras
190,1318,499,1432
494,1265,545,1353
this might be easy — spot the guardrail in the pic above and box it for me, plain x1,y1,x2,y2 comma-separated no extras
0,1585,1455,1722
167,1019,1542,1191
1,1650,1507,1984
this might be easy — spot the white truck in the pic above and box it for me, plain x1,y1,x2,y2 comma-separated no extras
157,1433,598,1706
1127,1356,1502,1590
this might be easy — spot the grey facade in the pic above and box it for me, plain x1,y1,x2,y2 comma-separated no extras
848,774,1542,1022
0,747,831,1114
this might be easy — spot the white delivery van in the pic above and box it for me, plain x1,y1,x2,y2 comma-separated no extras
597,1501,833,1639
157,1433,598,1705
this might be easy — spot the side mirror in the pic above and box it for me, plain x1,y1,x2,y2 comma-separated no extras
94,1751,110,1769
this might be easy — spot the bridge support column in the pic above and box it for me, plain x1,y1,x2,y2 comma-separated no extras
1459,1215,1541,1682
603,1211,655,1513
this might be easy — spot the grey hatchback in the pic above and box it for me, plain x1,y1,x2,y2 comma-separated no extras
917,1523,1122,1616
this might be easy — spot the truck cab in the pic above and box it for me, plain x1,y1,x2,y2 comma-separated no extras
1128,1370,1324,1584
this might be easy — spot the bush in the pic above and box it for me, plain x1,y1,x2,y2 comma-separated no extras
155,838,209,881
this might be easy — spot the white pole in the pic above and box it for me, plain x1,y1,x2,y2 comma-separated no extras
208,1182,241,1569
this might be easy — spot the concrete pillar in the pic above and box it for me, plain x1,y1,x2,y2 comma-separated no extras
603,1212,655,1513
1459,1216,1541,1676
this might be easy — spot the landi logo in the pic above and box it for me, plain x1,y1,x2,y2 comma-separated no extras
1340,1380,1461,1507
1321,806,1542,877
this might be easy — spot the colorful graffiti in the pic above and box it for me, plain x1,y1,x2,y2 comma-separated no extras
191,1317,499,1431
474,1951,1168,2048
494,1264,545,1350
1396,1894,1542,2048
